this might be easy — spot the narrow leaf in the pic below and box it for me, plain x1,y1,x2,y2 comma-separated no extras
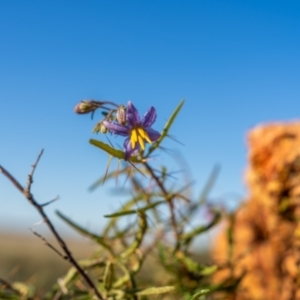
136,286,175,296
90,139,141,162
147,99,184,156
189,289,211,299
104,200,165,218
56,210,111,251
119,211,147,259
181,211,221,244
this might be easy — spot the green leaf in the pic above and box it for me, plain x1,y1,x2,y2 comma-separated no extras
90,139,124,158
119,211,147,259
180,211,221,245
175,251,218,276
136,286,175,296
103,195,146,236
90,139,141,162
189,289,211,299
104,200,165,218
104,210,137,218
147,99,185,156
56,210,111,251
103,262,114,291
200,265,218,276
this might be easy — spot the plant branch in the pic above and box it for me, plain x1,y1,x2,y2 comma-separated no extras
30,229,66,259
0,151,104,300
26,148,44,193
144,162,180,244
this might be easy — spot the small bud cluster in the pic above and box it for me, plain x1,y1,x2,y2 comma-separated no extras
74,100,99,114
93,121,108,134
74,99,129,134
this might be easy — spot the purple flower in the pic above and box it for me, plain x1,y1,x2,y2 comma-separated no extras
103,101,161,160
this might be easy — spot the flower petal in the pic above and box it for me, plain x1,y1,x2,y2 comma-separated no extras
126,101,140,127
145,128,161,142
142,106,157,127
103,121,130,136
123,137,140,160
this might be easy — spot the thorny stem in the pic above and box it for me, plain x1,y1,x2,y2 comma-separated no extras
0,151,104,300
143,162,180,245
31,229,65,259
26,148,43,193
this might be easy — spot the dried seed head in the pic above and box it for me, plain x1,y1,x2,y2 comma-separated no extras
116,105,127,125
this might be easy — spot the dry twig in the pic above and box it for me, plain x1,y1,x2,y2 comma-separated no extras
0,150,103,300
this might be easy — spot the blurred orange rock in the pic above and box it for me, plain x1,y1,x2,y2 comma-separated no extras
212,122,300,300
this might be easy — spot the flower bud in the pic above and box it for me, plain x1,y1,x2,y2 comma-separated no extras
74,100,97,114
93,121,108,134
116,105,127,125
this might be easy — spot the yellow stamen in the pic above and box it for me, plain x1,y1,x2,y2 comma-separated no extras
137,127,152,144
144,131,152,144
138,135,145,150
131,128,138,148
130,127,153,150
137,127,145,138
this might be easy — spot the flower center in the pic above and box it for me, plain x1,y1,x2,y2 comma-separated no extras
130,127,152,150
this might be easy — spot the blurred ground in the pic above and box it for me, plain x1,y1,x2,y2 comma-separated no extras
0,231,211,296
0,231,96,293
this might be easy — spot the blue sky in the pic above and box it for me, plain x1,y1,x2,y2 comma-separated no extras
1,1,300,235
